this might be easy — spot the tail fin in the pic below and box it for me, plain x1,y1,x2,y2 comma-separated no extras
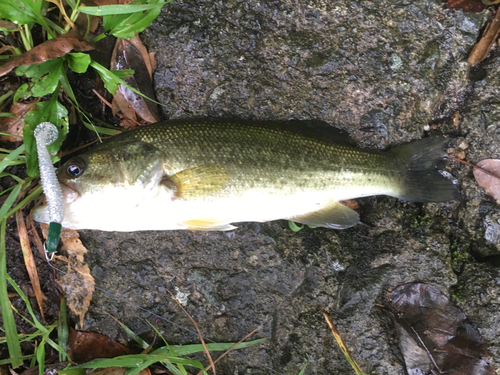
391,137,459,202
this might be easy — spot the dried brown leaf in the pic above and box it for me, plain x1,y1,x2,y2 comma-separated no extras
446,0,487,12
0,99,40,142
55,229,95,329
387,283,495,375
0,21,19,31
0,28,93,77
16,212,45,321
473,159,500,202
127,35,155,79
469,10,500,65
110,38,160,126
67,328,134,363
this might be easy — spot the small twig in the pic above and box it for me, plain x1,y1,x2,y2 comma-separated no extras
92,89,113,109
468,9,500,65
449,156,500,180
196,328,259,375
165,287,216,375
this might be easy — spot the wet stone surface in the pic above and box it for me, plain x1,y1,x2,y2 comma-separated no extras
29,0,500,374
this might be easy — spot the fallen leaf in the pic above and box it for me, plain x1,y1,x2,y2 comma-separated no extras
0,28,93,77
110,38,160,127
473,159,500,202
67,328,134,363
387,283,495,375
43,227,95,329
469,10,500,65
127,35,155,79
0,98,40,142
446,0,488,12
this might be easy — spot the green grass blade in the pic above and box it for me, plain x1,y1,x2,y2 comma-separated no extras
6,185,43,218
0,354,35,365
0,90,13,106
155,338,265,356
6,274,47,333
78,2,166,15
58,298,69,361
0,144,25,174
298,359,308,375
0,132,23,138
0,183,22,221
0,219,23,368
37,336,46,375
114,318,149,350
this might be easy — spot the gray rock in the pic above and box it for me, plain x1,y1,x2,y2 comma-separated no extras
71,1,500,374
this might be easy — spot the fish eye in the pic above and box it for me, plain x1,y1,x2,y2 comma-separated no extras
66,161,85,178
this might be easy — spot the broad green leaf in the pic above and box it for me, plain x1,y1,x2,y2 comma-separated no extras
16,59,64,98
0,113,15,118
0,0,43,25
13,83,30,102
0,220,23,368
24,93,68,177
66,52,91,74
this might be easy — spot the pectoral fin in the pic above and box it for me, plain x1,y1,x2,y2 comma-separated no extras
290,201,360,229
182,219,237,231
164,164,231,200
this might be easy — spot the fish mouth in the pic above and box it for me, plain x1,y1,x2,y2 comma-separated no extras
58,179,80,204
32,179,80,224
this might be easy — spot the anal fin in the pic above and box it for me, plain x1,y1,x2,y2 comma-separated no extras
182,219,237,231
290,201,360,229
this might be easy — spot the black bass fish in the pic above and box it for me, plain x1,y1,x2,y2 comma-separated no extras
33,119,459,231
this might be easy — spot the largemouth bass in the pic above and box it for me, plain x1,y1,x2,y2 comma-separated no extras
33,119,459,231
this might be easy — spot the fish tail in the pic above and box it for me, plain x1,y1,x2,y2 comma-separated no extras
392,137,459,202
